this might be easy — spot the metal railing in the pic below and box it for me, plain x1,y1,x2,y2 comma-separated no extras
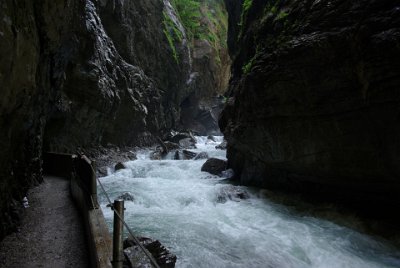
70,153,160,268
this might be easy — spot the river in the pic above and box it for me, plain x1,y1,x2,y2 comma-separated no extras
98,136,400,268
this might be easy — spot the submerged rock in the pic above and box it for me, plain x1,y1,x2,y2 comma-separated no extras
201,158,227,176
216,185,250,203
150,146,168,160
178,138,196,149
173,150,208,160
150,151,162,160
207,135,216,142
215,140,227,150
163,142,180,151
182,150,197,160
123,237,176,268
117,192,135,202
194,152,209,160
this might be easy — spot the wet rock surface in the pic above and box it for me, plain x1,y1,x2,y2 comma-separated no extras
201,158,227,176
215,140,227,150
221,0,400,210
123,237,176,268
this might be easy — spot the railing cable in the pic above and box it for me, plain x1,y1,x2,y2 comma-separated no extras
96,176,161,268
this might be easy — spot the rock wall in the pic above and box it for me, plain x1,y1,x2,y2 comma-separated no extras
0,0,229,239
220,0,400,209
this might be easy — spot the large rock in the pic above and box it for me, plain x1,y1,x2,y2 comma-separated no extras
166,131,197,149
201,158,227,176
220,0,400,210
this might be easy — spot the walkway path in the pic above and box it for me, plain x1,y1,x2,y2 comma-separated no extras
0,176,89,267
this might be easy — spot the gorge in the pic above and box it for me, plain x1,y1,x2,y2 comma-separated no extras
1,0,400,267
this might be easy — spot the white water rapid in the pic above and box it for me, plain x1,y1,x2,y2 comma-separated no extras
98,136,400,268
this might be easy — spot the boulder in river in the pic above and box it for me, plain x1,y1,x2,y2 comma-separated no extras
166,131,197,149
216,185,250,203
115,162,126,171
201,158,227,176
123,237,176,268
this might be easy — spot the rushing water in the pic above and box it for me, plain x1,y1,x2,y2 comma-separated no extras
98,136,400,268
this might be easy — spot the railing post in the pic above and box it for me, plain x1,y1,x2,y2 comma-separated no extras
112,199,124,268
90,160,98,209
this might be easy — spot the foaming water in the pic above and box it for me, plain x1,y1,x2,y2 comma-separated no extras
98,136,400,268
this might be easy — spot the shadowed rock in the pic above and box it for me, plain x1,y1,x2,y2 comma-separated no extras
115,162,126,171
201,158,227,176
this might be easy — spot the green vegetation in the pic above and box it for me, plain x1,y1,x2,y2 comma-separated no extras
166,0,228,65
238,0,253,40
171,0,227,47
242,57,255,74
242,44,261,74
163,11,183,63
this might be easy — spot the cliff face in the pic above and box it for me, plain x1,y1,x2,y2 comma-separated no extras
0,0,229,239
220,0,400,208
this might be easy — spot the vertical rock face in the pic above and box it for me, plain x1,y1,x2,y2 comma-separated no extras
0,0,79,239
0,0,229,239
220,0,400,208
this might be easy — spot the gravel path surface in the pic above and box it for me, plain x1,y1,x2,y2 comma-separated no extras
0,176,89,268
